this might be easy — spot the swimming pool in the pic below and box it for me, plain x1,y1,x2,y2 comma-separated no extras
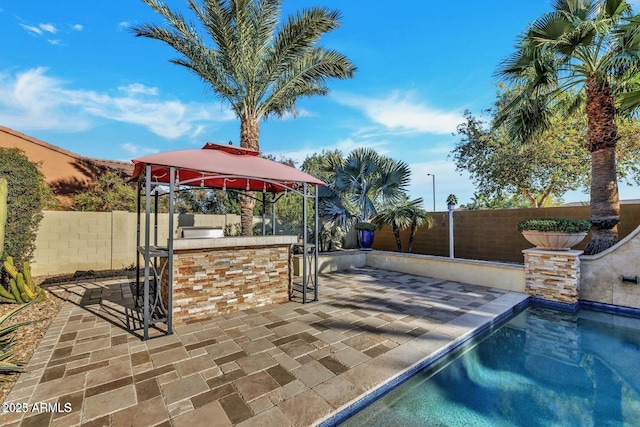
338,306,640,426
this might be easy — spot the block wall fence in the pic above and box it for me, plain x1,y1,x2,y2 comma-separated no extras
31,211,242,276
29,204,640,276
374,204,640,263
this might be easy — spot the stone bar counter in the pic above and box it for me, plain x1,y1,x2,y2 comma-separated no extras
161,235,298,325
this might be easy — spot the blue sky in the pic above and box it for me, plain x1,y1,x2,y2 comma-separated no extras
1,0,639,210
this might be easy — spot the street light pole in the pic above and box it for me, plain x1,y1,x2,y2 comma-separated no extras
426,173,435,212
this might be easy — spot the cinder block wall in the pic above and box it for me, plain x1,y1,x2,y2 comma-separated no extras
31,211,243,276
374,204,640,263
30,204,640,275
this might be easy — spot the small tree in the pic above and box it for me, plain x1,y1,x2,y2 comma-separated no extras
374,197,432,253
73,171,137,212
0,148,50,267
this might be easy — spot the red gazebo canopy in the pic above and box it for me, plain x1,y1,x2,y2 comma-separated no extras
131,143,325,192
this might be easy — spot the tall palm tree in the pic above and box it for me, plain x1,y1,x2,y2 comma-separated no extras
497,0,640,254
133,0,356,235
374,197,432,252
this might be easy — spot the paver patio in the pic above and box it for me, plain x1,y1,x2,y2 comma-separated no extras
0,267,527,427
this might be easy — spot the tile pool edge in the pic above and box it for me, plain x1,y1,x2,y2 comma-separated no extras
316,293,530,427
579,300,640,317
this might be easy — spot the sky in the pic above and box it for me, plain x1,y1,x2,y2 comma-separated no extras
1,0,639,210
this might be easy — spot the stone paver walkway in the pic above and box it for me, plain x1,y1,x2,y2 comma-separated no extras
0,267,527,427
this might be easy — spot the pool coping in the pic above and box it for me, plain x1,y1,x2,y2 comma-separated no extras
316,293,531,426
321,296,640,427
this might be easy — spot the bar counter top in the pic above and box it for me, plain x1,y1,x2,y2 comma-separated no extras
171,235,299,251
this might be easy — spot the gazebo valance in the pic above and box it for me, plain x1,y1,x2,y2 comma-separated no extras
131,142,325,192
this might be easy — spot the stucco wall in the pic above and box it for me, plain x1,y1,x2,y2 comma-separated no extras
580,225,640,308
293,250,525,293
366,251,525,292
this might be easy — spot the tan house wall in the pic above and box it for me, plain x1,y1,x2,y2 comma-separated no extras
374,204,640,263
0,126,133,207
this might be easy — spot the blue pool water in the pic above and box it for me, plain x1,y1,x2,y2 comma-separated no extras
340,306,640,426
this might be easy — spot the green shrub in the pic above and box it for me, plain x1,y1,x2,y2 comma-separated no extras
0,148,50,267
355,221,377,231
73,171,136,212
517,218,591,233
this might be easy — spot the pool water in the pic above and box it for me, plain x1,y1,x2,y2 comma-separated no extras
340,306,640,427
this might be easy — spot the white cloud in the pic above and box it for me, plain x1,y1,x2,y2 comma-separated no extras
265,137,391,168
0,67,236,139
279,108,315,121
121,143,159,157
20,24,42,35
118,21,131,30
118,83,158,96
72,24,83,31
0,67,92,131
48,39,61,46
39,23,57,34
335,91,463,135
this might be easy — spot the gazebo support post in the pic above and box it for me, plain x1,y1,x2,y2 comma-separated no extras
272,194,276,235
167,167,175,335
135,178,142,305
143,164,152,341
300,183,319,304
314,184,319,302
302,183,308,303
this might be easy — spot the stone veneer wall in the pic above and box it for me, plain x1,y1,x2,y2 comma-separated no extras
168,244,291,325
523,249,582,306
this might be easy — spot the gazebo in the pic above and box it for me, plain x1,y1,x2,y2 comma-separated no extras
130,143,325,340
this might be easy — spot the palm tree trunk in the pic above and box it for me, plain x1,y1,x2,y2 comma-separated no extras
240,117,260,151
239,117,260,236
583,75,620,255
408,219,417,253
392,224,402,252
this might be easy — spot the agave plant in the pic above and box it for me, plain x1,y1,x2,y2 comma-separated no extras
0,298,38,379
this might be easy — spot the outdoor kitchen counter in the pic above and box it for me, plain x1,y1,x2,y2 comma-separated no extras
172,235,298,250
163,235,299,325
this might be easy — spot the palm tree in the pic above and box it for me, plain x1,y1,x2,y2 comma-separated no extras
330,148,411,223
319,148,411,249
374,197,432,252
133,0,356,235
497,0,640,254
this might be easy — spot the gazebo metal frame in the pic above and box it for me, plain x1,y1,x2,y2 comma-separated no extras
131,144,322,340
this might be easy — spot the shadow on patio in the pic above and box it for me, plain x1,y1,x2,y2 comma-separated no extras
3,267,527,427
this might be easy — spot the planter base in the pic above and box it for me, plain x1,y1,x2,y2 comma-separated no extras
522,231,587,250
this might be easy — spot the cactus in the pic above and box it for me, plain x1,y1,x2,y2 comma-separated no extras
9,279,23,303
2,255,44,304
0,179,44,305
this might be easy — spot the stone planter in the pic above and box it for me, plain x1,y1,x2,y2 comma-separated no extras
521,231,587,251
